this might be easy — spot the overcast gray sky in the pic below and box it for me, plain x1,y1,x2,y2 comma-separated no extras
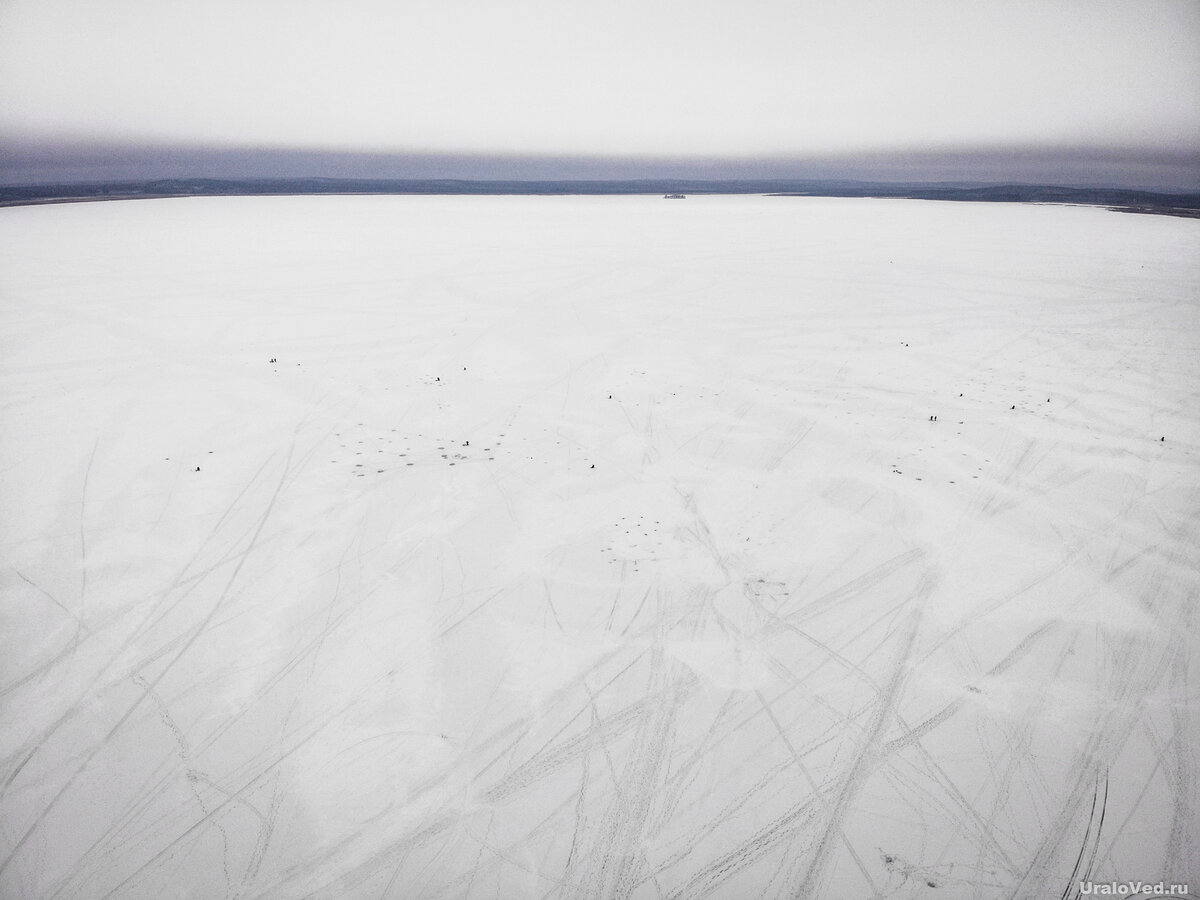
1,0,1198,185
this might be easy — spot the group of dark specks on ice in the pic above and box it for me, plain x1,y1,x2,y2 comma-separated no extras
902,343,1166,442
186,352,1170,476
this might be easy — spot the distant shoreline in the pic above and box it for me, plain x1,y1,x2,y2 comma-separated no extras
2,179,1198,215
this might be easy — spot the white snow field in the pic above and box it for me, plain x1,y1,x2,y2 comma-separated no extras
1,195,1198,899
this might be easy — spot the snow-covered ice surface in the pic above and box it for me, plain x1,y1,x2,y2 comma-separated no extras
1,195,1198,899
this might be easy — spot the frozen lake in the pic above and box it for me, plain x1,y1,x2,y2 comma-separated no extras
1,195,1198,898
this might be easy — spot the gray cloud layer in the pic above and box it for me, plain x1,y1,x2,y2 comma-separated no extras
2,1,1197,186
3,140,1198,191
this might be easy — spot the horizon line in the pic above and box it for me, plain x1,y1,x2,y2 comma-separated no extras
5,178,1199,218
